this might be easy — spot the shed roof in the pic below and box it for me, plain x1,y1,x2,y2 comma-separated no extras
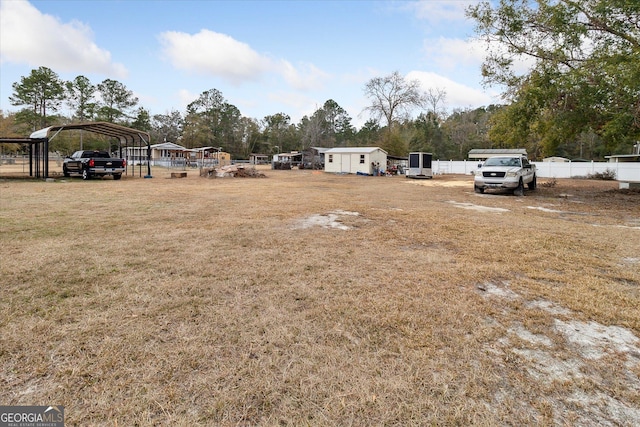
325,147,387,154
311,147,330,154
543,156,570,162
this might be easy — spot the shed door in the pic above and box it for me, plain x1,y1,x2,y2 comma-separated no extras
341,154,351,173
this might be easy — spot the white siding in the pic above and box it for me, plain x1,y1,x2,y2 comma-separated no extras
324,147,387,175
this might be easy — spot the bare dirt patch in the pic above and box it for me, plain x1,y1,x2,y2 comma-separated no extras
1,170,638,425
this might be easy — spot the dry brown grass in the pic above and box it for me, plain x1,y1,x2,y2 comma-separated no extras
1,168,639,426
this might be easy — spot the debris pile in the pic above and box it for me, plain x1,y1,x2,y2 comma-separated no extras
201,165,266,178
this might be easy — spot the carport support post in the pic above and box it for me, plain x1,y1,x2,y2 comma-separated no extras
145,142,152,178
44,138,49,179
29,143,33,177
137,131,153,179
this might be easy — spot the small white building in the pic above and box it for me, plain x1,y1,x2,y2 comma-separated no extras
324,147,387,175
543,156,570,162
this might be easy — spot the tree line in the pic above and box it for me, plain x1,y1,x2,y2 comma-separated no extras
2,0,638,160
0,66,491,160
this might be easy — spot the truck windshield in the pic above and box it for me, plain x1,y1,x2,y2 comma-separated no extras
81,151,110,158
484,157,520,167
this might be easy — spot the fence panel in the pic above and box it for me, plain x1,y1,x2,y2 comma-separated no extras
431,160,639,181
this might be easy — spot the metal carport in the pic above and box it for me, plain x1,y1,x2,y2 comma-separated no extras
0,122,152,179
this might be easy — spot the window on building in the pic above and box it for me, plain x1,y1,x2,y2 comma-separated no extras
328,154,333,163
360,154,365,164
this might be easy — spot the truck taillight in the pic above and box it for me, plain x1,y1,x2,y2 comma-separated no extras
89,159,95,167
122,159,126,167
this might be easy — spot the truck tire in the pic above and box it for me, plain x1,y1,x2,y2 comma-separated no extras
528,174,537,190
62,166,70,177
113,173,122,180
82,169,91,180
513,179,524,196
474,185,484,194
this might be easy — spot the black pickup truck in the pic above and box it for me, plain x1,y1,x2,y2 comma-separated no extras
63,150,126,180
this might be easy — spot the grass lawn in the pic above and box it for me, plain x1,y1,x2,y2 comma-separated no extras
1,167,639,425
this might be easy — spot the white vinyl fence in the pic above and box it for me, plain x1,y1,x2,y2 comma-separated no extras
432,160,640,182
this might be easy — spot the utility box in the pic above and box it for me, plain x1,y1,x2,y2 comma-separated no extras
407,152,433,178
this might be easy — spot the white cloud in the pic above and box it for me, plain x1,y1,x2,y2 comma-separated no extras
409,0,477,24
158,29,270,84
159,29,328,91
276,60,330,91
407,70,499,110
176,89,198,110
425,36,487,72
0,0,127,77
433,36,536,78
267,91,315,115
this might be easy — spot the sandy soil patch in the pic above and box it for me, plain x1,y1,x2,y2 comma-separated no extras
447,200,510,213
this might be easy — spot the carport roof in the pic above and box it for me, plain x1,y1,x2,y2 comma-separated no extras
30,121,150,145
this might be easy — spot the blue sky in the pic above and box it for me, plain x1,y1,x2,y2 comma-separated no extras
0,0,502,129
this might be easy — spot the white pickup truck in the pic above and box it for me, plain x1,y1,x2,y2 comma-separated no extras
474,155,537,196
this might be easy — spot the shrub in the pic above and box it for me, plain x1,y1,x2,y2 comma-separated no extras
587,169,616,180
540,178,557,187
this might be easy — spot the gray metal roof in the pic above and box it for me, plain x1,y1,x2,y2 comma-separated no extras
324,147,387,154
30,121,150,146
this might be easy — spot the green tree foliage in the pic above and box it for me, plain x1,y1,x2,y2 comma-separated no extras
409,112,445,157
298,100,355,149
66,75,96,122
353,119,382,147
218,103,242,154
182,111,211,149
298,113,324,150
151,110,183,144
0,111,26,153
468,0,640,157
130,107,151,132
262,113,298,153
443,108,492,159
183,89,243,154
96,78,139,123
380,127,409,157
321,99,355,145
235,116,261,158
9,66,65,130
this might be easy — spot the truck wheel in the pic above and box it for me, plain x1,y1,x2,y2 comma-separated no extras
113,173,122,180
82,169,91,180
62,166,70,177
474,185,484,194
528,175,537,190
513,179,524,196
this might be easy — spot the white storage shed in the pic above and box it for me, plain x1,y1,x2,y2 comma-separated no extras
324,147,388,175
